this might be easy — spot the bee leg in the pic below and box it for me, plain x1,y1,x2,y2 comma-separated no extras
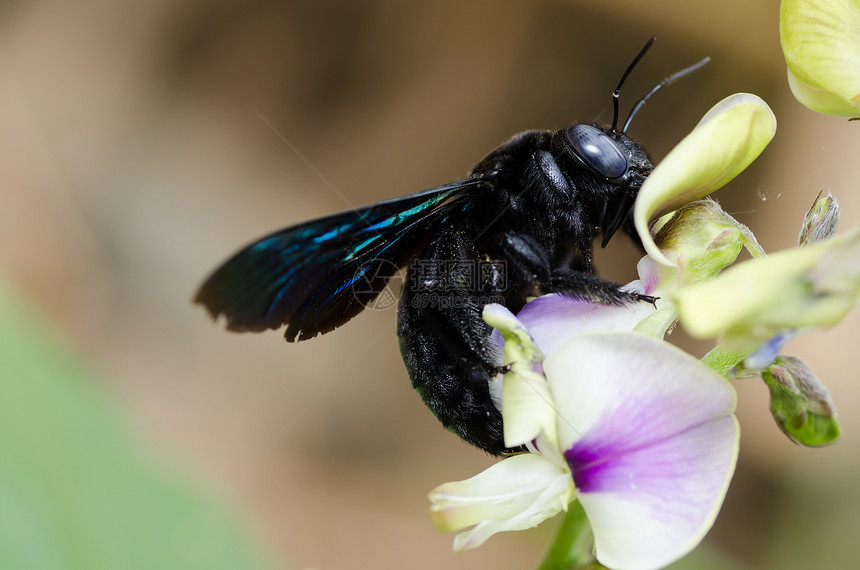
497,233,551,280
499,232,653,305
548,268,655,305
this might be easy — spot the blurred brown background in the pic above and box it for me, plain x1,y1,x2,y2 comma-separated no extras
1,0,858,568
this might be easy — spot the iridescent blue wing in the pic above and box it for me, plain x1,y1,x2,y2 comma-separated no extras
194,179,485,341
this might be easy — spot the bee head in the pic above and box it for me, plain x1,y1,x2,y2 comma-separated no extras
553,123,653,246
554,37,709,246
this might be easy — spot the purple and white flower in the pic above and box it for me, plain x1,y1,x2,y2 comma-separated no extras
430,303,739,570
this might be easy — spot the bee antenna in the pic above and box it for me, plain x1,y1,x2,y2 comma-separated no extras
611,36,656,134
622,56,711,134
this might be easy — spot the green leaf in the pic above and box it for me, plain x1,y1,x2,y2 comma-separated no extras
0,281,274,570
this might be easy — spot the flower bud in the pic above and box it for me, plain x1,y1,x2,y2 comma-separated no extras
762,356,839,447
798,191,840,246
653,200,763,288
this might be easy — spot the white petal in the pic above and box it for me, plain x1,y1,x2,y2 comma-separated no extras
630,256,679,339
543,333,736,448
781,0,860,116
482,303,525,345
677,227,860,351
483,303,544,367
513,293,657,357
429,454,574,551
634,255,662,294
575,416,738,570
634,94,776,266
502,365,557,449
543,333,739,569
786,67,860,117
482,304,557,447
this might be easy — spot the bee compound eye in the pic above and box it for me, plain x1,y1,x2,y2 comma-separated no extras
565,124,628,180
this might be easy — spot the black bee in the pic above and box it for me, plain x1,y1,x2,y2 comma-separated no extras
195,38,708,455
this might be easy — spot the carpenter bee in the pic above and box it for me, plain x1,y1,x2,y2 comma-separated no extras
195,38,708,456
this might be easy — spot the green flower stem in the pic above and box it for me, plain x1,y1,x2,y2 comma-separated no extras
537,500,595,570
701,346,750,378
